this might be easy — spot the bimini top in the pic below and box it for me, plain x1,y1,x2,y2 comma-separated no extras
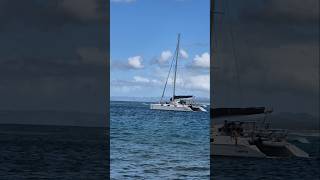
211,107,271,118
173,95,193,99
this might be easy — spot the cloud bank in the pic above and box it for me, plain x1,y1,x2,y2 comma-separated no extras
128,56,144,69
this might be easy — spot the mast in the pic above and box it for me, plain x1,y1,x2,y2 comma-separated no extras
173,33,180,99
159,34,179,103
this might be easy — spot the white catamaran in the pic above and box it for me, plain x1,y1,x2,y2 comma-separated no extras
150,34,206,112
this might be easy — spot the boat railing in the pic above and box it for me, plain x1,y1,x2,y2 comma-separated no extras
254,128,288,139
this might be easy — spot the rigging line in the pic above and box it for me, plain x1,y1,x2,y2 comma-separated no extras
225,0,244,106
160,44,178,103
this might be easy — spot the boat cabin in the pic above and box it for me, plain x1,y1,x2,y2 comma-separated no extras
171,95,195,105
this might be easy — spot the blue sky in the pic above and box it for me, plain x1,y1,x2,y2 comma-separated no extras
111,0,210,99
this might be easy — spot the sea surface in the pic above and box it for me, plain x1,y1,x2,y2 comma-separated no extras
0,124,109,179
110,101,210,179
0,102,318,180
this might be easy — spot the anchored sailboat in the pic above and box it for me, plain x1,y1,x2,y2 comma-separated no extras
150,34,206,112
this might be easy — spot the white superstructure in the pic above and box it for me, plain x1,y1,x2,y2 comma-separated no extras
150,96,206,112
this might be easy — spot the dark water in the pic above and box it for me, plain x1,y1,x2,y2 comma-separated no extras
1,104,317,180
0,124,109,180
110,101,210,179
212,136,320,180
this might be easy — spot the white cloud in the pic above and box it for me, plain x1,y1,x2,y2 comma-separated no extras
151,79,161,84
158,50,173,64
111,85,141,94
133,76,162,85
111,0,136,3
133,76,150,83
179,49,189,59
187,75,210,91
128,56,144,69
167,76,184,86
154,65,209,92
157,49,188,64
166,74,209,92
193,52,210,68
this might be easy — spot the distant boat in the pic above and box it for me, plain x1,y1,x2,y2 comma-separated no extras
150,34,206,112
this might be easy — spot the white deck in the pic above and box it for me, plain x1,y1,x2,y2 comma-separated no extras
150,103,206,112
211,127,310,158
211,135,266,158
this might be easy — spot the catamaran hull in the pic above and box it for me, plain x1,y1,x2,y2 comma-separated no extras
211,136,309,158
211,136,266,158
150,104,206,112
211,144,266,158
257,141,309,158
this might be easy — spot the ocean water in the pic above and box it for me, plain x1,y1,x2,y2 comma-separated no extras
212,136,320,180
110,101,210,179
1,103,317,180
0,124,109,180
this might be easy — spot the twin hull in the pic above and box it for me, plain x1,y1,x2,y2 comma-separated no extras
211,135,309,158
150,103,206,112
211,136,266,158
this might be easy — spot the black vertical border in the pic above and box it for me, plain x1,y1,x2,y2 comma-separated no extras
209,0,214,178
106,0,110,177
